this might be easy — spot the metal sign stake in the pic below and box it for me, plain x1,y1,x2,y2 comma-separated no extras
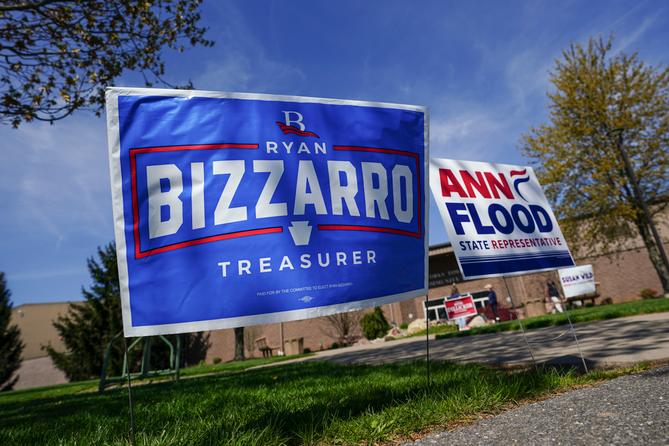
123,335,136,446
502,276,538,371
563,307,589,373
425,294,431,386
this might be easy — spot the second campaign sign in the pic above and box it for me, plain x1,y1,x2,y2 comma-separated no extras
106,88,428,336
430,158,574,279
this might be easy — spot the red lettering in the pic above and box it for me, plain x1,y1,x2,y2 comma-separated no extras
484,172,513,199
460,170,491,199
439,168,468,198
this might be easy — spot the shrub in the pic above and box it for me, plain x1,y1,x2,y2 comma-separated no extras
360,307,391,340
640,288,659,300
303,348,311,354
330,342,339,349
399,322,408,330
212,357,222,364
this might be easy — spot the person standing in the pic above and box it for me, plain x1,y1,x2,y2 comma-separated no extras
547,280,564,313
448,285,460,299
484,284,499,322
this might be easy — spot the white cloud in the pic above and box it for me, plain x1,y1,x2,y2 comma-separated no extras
504,48,554,114
192,2,306,93
10,267,83,281
0,115,113,244
613,15,656,54
195,51,306,93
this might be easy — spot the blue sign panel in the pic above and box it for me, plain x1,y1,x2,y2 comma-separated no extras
106,88,428,336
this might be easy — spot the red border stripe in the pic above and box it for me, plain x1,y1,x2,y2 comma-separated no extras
131,143,258,155
135,227,283,259
330,145,422,238
130,143,261,259
333,145,418,158
317,224,421,238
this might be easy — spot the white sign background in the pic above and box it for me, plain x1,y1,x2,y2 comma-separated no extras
558,264,596,298
429,158,575,279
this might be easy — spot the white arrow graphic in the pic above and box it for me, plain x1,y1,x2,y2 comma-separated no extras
288,221,312,246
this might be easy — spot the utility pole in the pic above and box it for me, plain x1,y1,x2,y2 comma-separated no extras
611,128,669,290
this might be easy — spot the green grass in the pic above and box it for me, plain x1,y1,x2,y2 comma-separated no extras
435,297,669,340
0,359,649,445
4,355,312,402
179,354,312,377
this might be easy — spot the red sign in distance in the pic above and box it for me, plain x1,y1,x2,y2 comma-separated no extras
445,295,478,320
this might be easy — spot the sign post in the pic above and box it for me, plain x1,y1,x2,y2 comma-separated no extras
558,264,595,373
429,158,585,370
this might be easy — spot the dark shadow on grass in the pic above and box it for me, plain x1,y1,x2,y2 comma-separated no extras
191,361,572,445
0,358,598,445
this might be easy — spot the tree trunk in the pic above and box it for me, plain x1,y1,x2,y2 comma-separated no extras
233,327,245,361
635,217,669,294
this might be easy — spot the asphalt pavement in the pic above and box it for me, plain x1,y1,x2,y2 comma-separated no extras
304,312,669,369
404,365,669,445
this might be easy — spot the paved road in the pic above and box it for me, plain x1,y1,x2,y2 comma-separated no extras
305,312,669,369
405,365,669,445
13,356,67,390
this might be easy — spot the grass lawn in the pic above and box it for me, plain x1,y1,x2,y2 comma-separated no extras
3,354,310,406
0,359,649,445
428,298,669,339
179,354,312,377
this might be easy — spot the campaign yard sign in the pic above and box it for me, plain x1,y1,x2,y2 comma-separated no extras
444,294,477,320
558,264,596,298
106,88,428,336
429,158,574,279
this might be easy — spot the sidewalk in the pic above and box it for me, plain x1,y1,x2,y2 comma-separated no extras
277,312,669,369
405,365,669,445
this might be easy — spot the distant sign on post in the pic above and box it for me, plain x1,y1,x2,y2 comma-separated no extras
444,294,477,320
429,158,574,279
106,88,428,336
558,265,595,298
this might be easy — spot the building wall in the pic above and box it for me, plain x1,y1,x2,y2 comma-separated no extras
582,243,667,302
13,227,667,366
11,302,72,359
205,236,668,363
206,312,366,363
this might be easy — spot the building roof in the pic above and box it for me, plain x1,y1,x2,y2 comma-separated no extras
429,242,453,256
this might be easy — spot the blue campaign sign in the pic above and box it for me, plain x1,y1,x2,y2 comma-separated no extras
429,158,574,279
106,88,428,336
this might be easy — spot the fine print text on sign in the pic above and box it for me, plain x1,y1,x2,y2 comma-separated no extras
444,294,477,320
106,88,428,336
429,158,575,279
558,264,596,298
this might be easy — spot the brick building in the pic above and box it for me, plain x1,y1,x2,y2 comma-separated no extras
205,217,669,362
10,302,71,389
13,213,667,370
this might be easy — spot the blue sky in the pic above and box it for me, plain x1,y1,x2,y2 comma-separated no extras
2,0,667,305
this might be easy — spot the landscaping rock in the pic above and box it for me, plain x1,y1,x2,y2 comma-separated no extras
407,318,427,335
466,315,488,328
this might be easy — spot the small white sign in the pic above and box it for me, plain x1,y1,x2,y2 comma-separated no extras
558,264,596,298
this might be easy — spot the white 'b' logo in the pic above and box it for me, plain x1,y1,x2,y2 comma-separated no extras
282,111,305,131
